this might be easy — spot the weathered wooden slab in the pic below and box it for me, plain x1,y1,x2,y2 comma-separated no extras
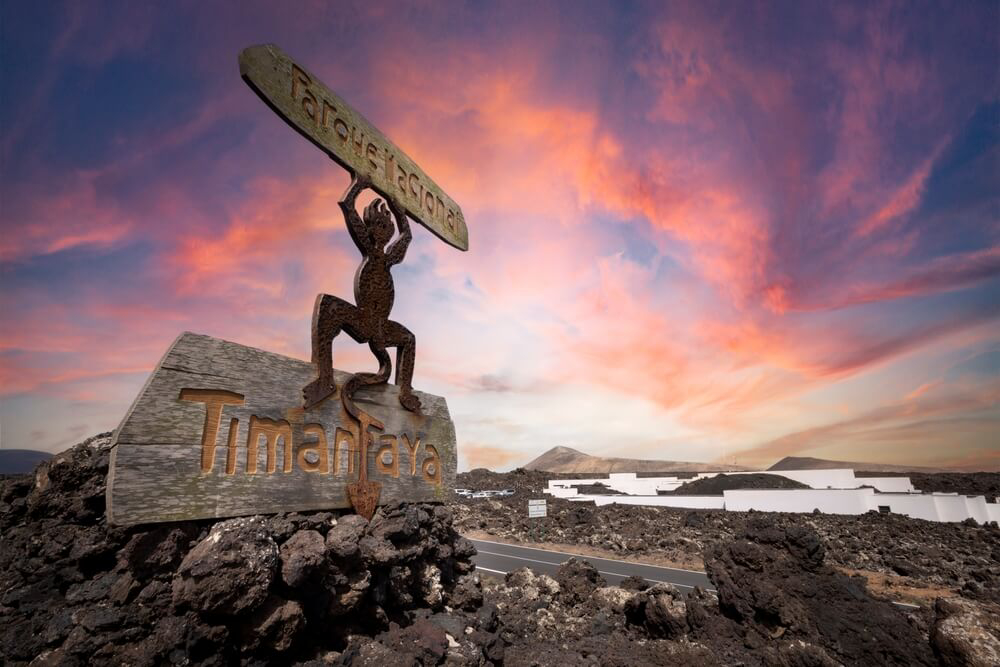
106,332,456,526
239,43,469,251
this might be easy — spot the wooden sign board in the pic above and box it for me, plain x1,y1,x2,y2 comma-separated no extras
106,333,456,526
239,43,469,251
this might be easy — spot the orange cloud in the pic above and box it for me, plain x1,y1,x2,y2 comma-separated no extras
462,443,523,471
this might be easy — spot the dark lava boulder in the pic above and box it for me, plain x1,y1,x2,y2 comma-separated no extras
556,556,606,605
705,518,937,666
171,516,279,616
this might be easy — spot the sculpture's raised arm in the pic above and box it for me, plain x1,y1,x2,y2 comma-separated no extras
385,197,412,266
339,173,371,254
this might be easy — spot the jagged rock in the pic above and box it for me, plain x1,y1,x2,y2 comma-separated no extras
243,595,304,653
556,557,605,605
325,514,368,560
120,524,199,580
419,563,444,608
376,618,449,666
625,583,689,639
504,567,560,603
705,519,937,666
280,529,326,588
328,568,371,616
620,574,649,591
591,586,636,614
931,597,1000,666
447,572,483,611
171,516,278,616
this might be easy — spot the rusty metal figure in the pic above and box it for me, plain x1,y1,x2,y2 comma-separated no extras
302,173,422,416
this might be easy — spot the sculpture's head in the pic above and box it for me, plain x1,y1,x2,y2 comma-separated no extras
363,199,395,248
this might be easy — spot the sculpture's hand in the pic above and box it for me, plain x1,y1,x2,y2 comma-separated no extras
351,171,372,191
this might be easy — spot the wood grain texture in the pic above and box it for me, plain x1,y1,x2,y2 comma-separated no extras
106,332,456,526
239,43,469,252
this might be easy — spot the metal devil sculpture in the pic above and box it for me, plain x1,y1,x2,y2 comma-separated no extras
239,44,468,518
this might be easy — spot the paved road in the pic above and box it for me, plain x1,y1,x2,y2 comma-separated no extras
468,538,713,591
468,538,920,610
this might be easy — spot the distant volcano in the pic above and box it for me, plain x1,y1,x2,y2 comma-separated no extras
523,446,755,474
768,456,959,473
0,449,52,475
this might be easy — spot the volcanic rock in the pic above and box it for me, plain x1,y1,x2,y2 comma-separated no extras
556,557,606,605
931,597,1000,666
705,518,937,665
172,516,279,616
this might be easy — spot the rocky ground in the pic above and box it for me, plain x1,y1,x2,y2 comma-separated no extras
1,443,998,665
454,469,1000,603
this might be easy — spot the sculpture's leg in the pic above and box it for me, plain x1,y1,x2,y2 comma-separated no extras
385,320,420,413
339,343,392,422
304,294,358,409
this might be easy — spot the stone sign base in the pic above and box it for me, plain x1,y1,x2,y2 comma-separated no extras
106,332,456,526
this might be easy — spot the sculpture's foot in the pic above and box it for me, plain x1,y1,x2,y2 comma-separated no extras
303,377,337,409
398,388,422,413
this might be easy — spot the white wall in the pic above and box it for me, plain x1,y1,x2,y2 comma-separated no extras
543,470,997,523
591,495,726,510
868,494,940,522
857,477,915,493
723,488,876,515
987,503,1000,524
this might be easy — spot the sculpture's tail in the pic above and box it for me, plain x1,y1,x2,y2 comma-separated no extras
342,372,386,520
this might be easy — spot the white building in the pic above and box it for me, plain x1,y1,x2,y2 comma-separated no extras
543,470,999,524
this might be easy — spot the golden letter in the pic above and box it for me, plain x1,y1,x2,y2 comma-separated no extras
290,63,311,100
421,444,442,486
247,415,293,474
298,424,329,473
334,117,349,141
179,389,245,473
350,126,364,156
376,434,399,478
386,153,396,184
332,426,357,476
301,88,318,122
321,99,336,129
401,433,420,476
225,417,240,474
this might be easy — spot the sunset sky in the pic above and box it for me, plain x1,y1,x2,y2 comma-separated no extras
1,1,998,471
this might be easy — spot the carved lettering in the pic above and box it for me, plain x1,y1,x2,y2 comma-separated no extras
290,63,311,100
401,433,420,476
375,434,399,478
321,99,336,129
179,389,246,473
333,117,349,141
332,426,357,475
397,166,408,194
225,417,240,474
422,444,442,485
386,153,396,184
299,423,329,473
350,126,364,156
240,44,469,252
247,415,293,474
